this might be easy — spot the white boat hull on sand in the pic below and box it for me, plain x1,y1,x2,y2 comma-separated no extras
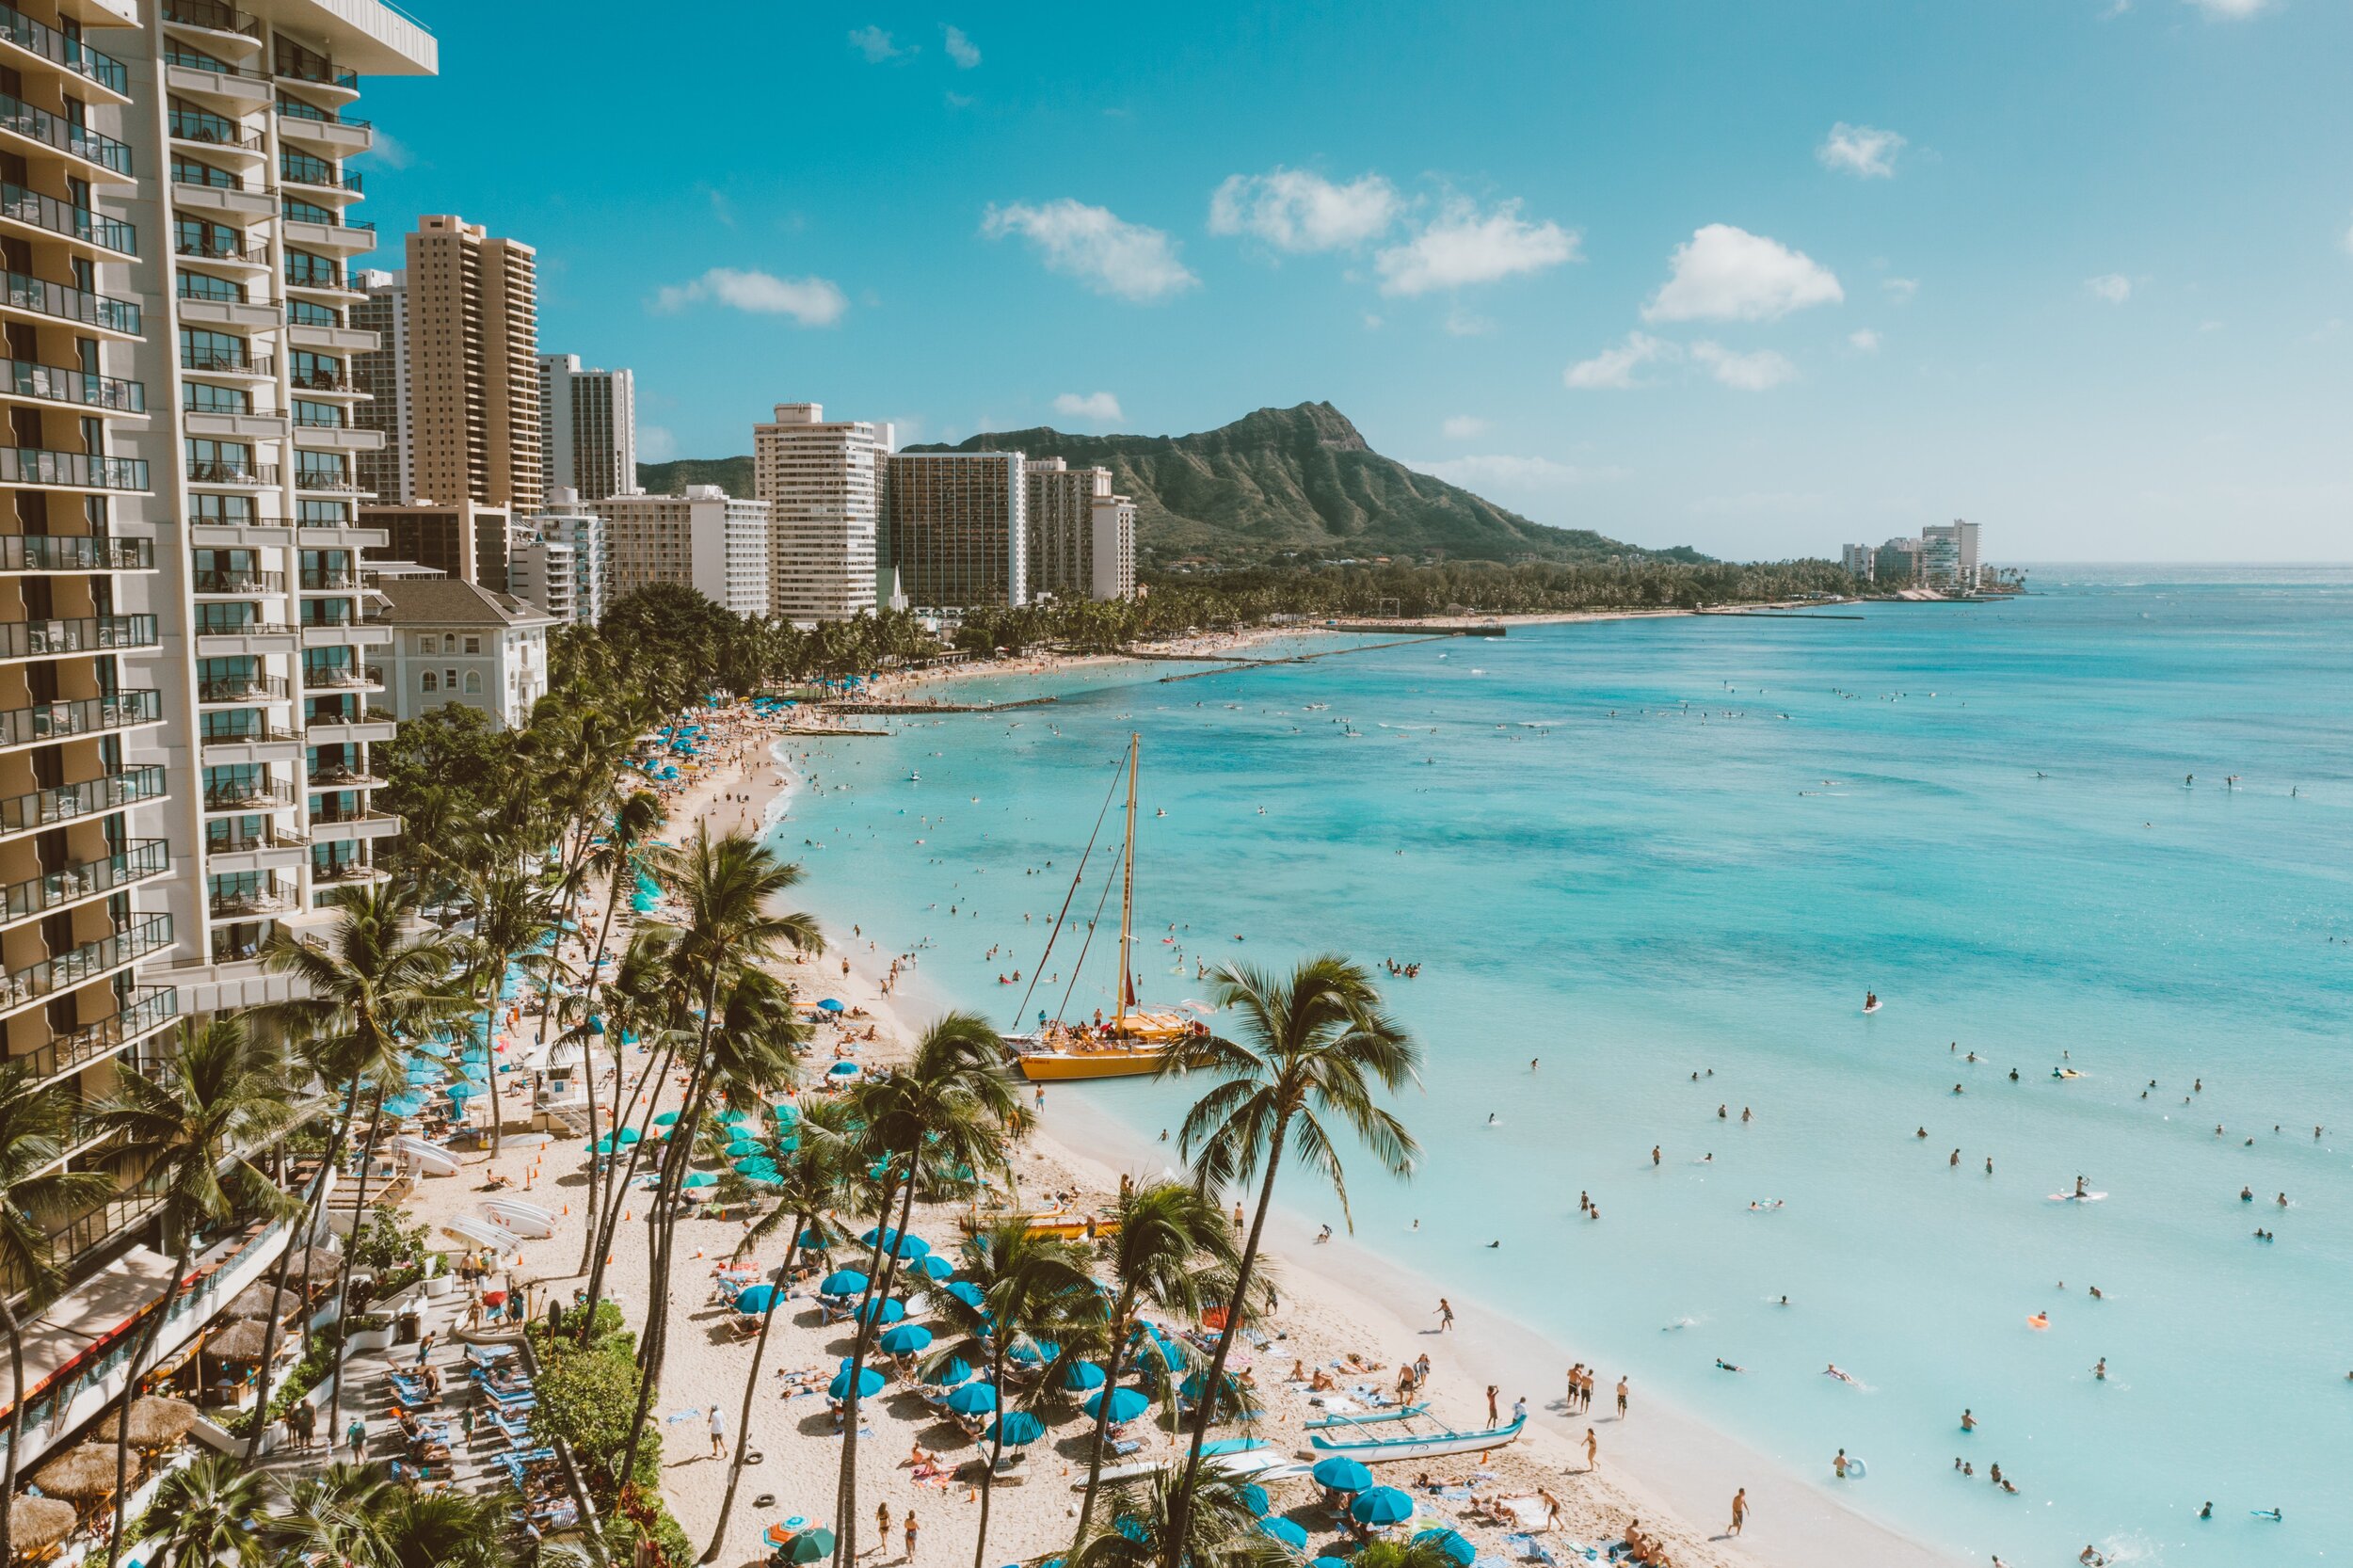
1307,1415,1525,1463
393,1136,458,1176
482,1199,558,1238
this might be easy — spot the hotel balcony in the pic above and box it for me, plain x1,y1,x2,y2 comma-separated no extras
285,320,376,355
162,0,263,46
195,671,288,705
0,357,144,417
0,913,173,1021
0,535,155,573
0,614,159,663
308,807,398,844
291,422,382,454
0,764,169,842
168,105,265,164
180,344,271,380
164,46,274,108
302,662,383,693
193,621,297,659
208,874,296,920
201,776,294,813
0,448,149,494
305,759,383,791
175,292,280,335
303,712,395,746
191,570,286,600
0,179,136,259
0,691,165,753
273,98,371,155
280,209,375,254
0,88,134,183
204,824,310,876
174,232,270,271
16,986,177,1089
186,456,278,488
0,4,134,105
0,840,169,932
0,268,141,340
280,155,360,196
170,175,274,225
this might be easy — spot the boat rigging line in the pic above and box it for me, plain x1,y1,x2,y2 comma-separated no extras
1005,750,1126,1035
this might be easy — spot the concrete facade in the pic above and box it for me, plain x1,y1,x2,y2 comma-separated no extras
750,401,888,624
379,576,552,731
588,487,770,616
885,451,1028,610
536,352,634,502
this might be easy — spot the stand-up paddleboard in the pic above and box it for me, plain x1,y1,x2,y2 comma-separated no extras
1862,1000,1881,1015
2046,1192,2108,1202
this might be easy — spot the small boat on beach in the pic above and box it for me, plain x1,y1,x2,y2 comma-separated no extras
1306,1408,1525,1463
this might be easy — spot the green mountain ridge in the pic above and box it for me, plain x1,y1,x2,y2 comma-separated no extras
638,401,1704,568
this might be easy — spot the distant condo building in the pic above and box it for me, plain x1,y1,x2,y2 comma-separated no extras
510,489,608,626
1876,536,1925,585
752,403,889,624
403,215,541,511
361,500,515,592
1840,543,1876,581
1921,520,1981,590
353,270,412,502
885,452,1029,610
538,354,636,502
1024,459,1138,602
590,487,771,616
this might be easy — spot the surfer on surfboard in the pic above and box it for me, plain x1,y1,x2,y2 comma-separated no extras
1863,991,1881,1014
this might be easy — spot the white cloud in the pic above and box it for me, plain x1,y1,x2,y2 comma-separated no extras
651,267,847,325
1644,224,1844,322
1849,328,1881,352
366,129,413,170
1441,415,1487,440
2086,273,2133,303
982,200,1197,302
943,24,981,68
1374,200,1579,296
1563,331,1677,390
2184,0,2268,17
848,25,904,62
1362,312,1384,330
1691,341,1799,391
1817,122,1907,179
1443,307,1494,337
1882,277,1920,303
637,424,677,462
1404,455,1622,489
1209,168,1401,253
1052,391,1123,423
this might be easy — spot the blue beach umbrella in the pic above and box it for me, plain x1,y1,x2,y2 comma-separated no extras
944,1381,998,1416
653,1111,680,1127
771,1102,802,1126
944,1281,984,1309
820,1270,868,1297
445,1081,479,1101
829,1367,886,1400
877,1323,933,1356
927,1356,975,1387
726,1138,764,1158
682,1171,717,1189
1312,1558,1353,1568
1061,1360,1106,1392
1236,1484,1271,1518
1082,1386,1149,1424
734,1284,778,1315
410,1039,451,1059
914,1254,954,1282
718,1108,750,1126
817,999,845,1013
860,1227,929,1258
984,1411,1045,1448
1352,1488,1414,1528
854,1296,906,1327
1411,1530,1475,1567
1006,1339,1060,1367
1311,1456,1372,1493
1258,1519,1308,1551
732,1157,780,1178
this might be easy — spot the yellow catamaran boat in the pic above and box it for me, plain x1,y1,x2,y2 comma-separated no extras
1009,735,1212,1081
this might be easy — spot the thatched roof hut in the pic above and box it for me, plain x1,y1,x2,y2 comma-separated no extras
9,1494,76,1548
228,1282,303,1322
29,1441,119,1501
91,1394,200,1451
202,1319,268,1360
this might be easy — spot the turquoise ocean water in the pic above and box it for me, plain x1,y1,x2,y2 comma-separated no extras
770,568,2353,1567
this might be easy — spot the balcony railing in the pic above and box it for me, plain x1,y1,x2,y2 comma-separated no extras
311,858,375,885
283,264,352,295
203,776,293,810
0,181,135,255
0,914,174,1012
210,879,294,918
304,664,383,690
0,89,133,176
280,158,359,192
299,568,359,590
0,534,154,572
187,458,277,486
3,358,143,414
191,569,284,596
175,234,267,265
0,765,169,835
2,269,140,336
0,614,159,660
165,0,260,38
280,203,373,235
0,691,164,749
17,987,177,1084
208,824,306,855
291,408,347,430
197,671,287,701
168,108,262,152
200,722,296,749
0,3,131,97
181,345,270,376
289,366,351,393
294,469,358,492
164,46,271,84
3,840,168,922
274,98,369,129
310,800,392,827
193,612,290,638
0,448,148,492
306,762,382,789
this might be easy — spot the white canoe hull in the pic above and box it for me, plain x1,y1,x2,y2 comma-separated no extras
1307,1415,1525,1463
394,1137,458,1176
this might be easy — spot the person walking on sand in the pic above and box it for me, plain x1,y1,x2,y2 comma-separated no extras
1584,1427,1598,1470
1729,1487,1748,1536
904,1512,919,1560
709,1403,727,1458
1616,1376,1629,1418
1485,1384,1499,1427
1436,1297,1455,1332
874,1503,891,1557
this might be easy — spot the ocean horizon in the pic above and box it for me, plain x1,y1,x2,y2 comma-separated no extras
770,572,2352,1566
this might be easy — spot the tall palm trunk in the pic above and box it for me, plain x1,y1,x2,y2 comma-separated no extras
575,1039,674,1346
105,1236,193,1568
328,1089,389,1439
294,1079,362,1366
0,1293,28,1564
478,975,505,1158
571,880,628,1273
701,1211,817,1561
969,1340,1013,1568
1162,1130,1287,1568
240,1159,328,1464
832,1172,915,1568
1069,1301,1135,1551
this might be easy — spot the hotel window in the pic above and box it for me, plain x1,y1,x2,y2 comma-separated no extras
463,671,481,695
463,637,480,654
421,672,437,693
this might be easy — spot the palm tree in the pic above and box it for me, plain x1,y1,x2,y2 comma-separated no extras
700,1100,855,1561
615,825,820,1496
830,1013,1024,1568
566,788,665,1272
1068,1181,1241,1550
377,1487,523,1568
132,1450,269,1567
452,856,560,1156
922,1221,1096,1568
87,1016,301,1568
1068,1469,1291,1568
0,1066,110,1564
261,1460,395,1565
1152,956,1422,1568
253,883,471,1449
573,926,689,1344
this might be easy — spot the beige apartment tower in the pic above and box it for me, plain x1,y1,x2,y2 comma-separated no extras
405,214,539,511
1024,457,1136,602
751,402,888,623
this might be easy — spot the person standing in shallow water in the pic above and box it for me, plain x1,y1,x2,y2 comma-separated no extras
1728,1487,1748,1536
1436,1297,1454,1331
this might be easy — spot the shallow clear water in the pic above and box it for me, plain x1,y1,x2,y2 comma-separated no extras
772,570,2353,1567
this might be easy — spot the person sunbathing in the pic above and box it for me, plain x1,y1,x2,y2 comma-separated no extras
904,1442,939,1468
1341,1352,1380,1373
1289,1358,1309,1383
1310,1368,1337,1391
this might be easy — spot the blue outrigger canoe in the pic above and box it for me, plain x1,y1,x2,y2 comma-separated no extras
1305,1409,1525,1462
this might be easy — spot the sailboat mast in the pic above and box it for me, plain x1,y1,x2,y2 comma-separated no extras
1118,732,1138,1021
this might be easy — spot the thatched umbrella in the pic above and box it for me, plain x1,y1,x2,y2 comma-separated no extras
8,1495,75,1549
286,1246,343,1284
203,1319,268,1360
91,1394,201,1452
229,1282,303,1322
29,1441,119,1502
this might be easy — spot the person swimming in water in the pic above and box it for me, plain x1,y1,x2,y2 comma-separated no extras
1823,1364,1855,1384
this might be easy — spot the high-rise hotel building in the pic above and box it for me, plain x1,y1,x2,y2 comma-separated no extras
537,352,632,503
0,0,435,1486
751,401,887,625
884,450,1027,612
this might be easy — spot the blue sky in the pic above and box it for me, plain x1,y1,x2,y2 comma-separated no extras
356,1,2353,562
